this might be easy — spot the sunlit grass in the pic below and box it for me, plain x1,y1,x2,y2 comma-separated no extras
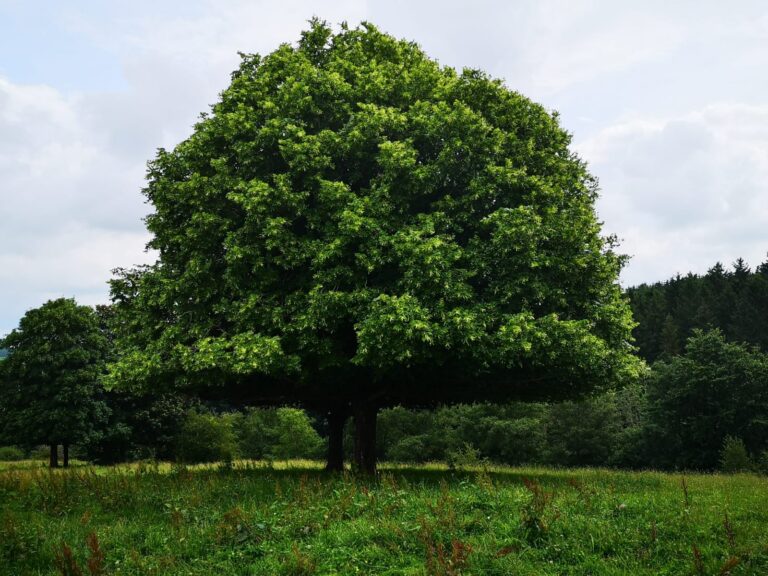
2,460,767,575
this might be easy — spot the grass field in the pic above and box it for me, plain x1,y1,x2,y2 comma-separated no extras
1,460,767,575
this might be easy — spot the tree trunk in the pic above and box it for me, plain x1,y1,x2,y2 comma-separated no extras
353,403,377,475
325,408,347,472
49,444,59,468
63,443,70,468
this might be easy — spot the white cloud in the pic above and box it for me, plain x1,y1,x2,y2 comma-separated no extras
0,76,153,335
1,1,369,335
2,0,768,334
364,0,692,100
579,104,768,285
0,225,150,291
512,2,683,95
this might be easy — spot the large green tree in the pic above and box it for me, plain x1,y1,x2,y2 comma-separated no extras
109,21,638,473
0,298,109,467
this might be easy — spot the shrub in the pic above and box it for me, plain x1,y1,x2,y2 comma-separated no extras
236,408,323,460
757,450,768,475
27,446,51,461
0,446,23,461
83,422,133,465
377,407,443,461
377,403,551,465
446,442,484,470
719,436,753,472
546,396,620,467
234,409,276,460
387,435,433,463
272,408,324,459
480,417,547,466
176,411,237,464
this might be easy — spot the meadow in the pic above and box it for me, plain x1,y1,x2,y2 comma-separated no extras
1,460,767,575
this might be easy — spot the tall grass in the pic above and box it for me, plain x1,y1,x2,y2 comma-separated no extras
1,461,767,575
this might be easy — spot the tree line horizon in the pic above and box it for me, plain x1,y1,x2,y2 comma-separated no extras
3,255,768,472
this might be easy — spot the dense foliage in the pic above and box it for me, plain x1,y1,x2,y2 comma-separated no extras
109,20,637,472
628,257,768,362
5,259,768,472
373,388,647,468
84,392,191,464
644,329,768,470
0,298,109,467
372,329,768,472
235,407,324,461
3,255,767,472
173,407,324,464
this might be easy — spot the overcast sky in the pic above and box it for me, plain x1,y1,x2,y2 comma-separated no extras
2,0,767,336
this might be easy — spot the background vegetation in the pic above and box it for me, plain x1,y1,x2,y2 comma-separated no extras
2,258,768,476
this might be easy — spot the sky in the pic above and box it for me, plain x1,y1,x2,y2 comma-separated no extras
1,0,767,336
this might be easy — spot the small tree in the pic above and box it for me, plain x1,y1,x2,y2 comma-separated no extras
0,298,109,467
176,410,238,464
236,408,323,460
719,436,752,473
646,329,768,470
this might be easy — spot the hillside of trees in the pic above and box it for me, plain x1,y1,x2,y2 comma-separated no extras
628,257,768,362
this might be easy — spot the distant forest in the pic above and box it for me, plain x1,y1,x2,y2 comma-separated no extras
628,256,768,362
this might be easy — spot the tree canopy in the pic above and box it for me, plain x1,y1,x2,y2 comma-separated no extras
109,20,638,472
0,298,109,467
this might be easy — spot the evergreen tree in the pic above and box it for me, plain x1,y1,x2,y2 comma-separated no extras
627,255,768,361
659,314,681,357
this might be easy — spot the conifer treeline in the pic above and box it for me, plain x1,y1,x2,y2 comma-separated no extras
627,256,768,362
